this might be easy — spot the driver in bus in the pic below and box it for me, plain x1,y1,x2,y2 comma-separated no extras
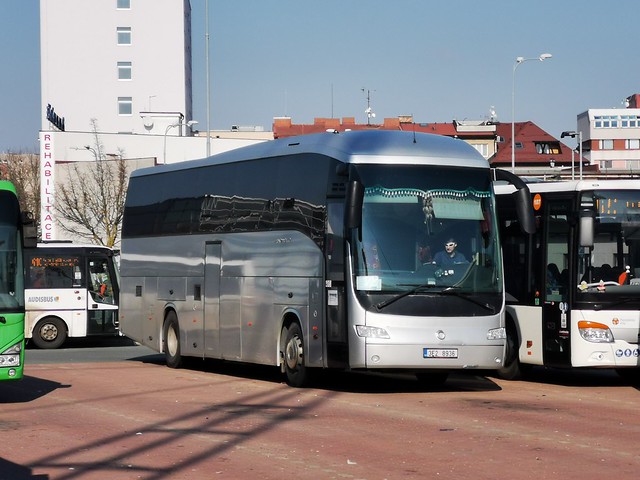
433,238,468,269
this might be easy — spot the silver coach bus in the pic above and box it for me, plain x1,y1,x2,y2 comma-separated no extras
119,130,531,386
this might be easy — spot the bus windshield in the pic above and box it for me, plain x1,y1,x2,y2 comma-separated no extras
0,201,24,312
578,189,640,297
352,165,501,296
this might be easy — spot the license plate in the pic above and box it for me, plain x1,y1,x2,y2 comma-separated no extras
423,348,458,359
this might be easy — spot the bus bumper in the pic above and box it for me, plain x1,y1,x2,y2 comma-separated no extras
362,343,505,370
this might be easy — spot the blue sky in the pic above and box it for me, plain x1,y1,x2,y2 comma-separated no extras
1,0,638,153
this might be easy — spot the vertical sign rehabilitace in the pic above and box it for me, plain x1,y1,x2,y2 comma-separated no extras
39,131,56,240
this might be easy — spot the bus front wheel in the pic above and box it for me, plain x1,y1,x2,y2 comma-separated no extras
32,317,67,349
283,323,308,387
163,312,183,369
497,320,530,380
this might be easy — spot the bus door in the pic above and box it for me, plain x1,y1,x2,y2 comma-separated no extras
87,256,118,335
542,198,572,367
203,242,221,357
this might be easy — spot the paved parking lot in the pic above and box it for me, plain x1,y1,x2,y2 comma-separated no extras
1,354,639,480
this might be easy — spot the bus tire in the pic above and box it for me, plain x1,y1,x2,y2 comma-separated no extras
163,311,183,369
32,317,67,349
283,323,309,388
497,320,530,380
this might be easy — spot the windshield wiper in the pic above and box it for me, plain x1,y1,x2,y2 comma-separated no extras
375,284,495,313
375,283,441,310
438,286,496,313
593,297,637,311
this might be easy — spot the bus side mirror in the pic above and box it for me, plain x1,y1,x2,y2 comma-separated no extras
514,187,535,234
492,168,535,235
344,180,364,231
579,209,595,247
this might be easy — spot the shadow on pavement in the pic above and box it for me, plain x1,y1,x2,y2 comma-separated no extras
25,336,136,350
136,355,503,394
0,458,48,480
488,366,639,389
0,376,70,404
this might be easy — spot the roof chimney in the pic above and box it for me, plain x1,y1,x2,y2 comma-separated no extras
625,94,640,108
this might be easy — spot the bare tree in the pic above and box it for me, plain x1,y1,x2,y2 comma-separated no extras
55,120,128,248
1,151,41,225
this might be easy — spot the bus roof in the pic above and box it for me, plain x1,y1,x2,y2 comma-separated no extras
132,130,488,179
495,178,640,195
0,180,17,195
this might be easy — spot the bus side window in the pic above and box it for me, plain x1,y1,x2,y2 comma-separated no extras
30,267,45,288
326,202,345,281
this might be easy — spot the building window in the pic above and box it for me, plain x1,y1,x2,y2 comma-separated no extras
117,61,132,80
515,142,524,149
621,115,640,128
535,142,561,155
117,0,131,8
599,139,614,150
117,27,131,45
625,139,640,150
600,160,613,169
472,143,489,158
594,115,621,128
118,97,133,115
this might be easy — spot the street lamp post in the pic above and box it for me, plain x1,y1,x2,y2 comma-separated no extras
84,145,99,161
561,130,583,179
511,53,552,173
205,0,211,158
163,120,198,164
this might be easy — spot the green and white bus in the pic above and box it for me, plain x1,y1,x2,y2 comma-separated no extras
119,130,531,386
0,180,32,381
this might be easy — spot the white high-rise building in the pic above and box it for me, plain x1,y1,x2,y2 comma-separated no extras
577,93,640,172
40,0,193,135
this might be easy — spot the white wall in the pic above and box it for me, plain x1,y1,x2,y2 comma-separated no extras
40,0,192,135
39,129,267,244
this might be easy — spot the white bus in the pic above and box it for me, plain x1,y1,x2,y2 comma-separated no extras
25,243,120,348
119,130,531,386
496,179,640,382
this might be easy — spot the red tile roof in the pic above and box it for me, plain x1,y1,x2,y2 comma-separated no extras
491,121,576,167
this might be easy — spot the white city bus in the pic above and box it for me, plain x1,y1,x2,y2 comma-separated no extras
119,130,531,386
496,179,640,382
25,243,120,348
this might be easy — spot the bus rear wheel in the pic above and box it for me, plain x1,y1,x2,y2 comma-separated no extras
32,317,67,349
283,323,309,387
163,311,183,369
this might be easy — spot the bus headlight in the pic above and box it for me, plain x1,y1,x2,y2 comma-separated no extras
578,321,614,343
355,325,390,339
487,327,506,340
0,341,22,367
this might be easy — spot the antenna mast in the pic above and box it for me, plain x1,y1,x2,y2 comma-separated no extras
362,88,376,125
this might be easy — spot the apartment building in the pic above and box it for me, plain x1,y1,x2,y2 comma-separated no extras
577,93,640,171
40,0,193,136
